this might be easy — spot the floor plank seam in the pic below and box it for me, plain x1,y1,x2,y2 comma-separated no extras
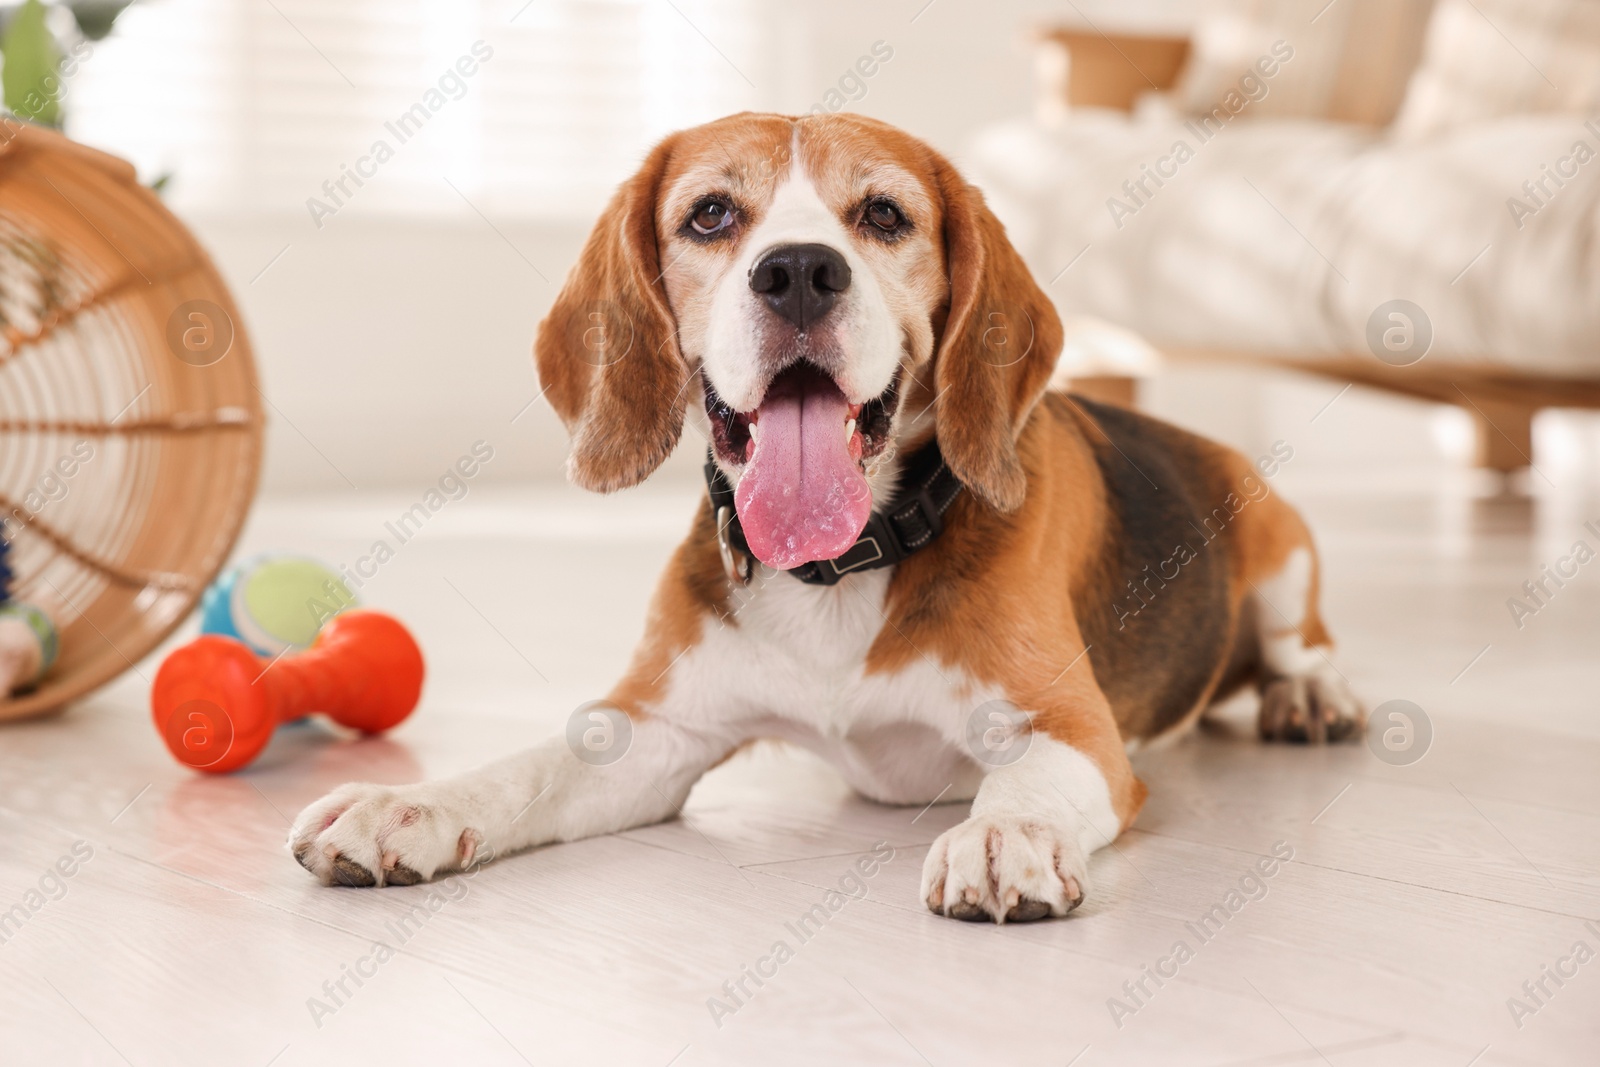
1125,827,1600,918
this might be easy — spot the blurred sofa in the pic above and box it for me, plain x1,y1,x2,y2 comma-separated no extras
972,0,1600,471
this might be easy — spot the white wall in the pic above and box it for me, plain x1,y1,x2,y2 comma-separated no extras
191,215,590,491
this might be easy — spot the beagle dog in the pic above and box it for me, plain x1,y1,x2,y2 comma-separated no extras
289,113,1362,923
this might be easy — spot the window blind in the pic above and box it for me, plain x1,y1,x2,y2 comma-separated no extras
65,0,763,220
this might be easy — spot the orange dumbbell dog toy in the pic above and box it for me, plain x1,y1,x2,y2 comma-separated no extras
151,610,424,773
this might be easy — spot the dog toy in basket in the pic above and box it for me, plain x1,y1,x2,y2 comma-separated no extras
151,610,424,774
0,535,59,696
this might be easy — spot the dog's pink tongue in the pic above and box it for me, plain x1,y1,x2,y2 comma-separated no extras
735,380,871,571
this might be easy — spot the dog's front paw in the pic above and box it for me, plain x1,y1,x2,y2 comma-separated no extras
921,814,1088,924
288,782,482,888
1258,666,1363,744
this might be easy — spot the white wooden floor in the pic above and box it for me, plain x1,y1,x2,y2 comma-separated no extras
2,468,1598,1066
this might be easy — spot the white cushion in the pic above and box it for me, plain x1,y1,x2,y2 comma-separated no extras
1173,0,1435,125
1396,0,1600,137
969,111,1600,376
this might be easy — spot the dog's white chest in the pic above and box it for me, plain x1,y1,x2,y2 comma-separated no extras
657,568,992,804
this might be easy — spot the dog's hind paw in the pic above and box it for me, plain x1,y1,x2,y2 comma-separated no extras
1257,666,1363,744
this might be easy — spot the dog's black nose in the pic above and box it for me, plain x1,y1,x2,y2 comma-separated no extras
748,243,851,330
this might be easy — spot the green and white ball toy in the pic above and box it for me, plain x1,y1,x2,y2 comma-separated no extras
199,555,358,657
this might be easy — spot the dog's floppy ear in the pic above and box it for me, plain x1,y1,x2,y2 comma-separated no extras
535,135,688,492
931,160,1062,512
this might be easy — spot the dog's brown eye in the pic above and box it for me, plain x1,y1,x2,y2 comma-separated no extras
690,199,733,236
865,200,903,233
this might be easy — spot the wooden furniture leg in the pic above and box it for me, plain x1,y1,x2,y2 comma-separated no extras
1465,398,1535,473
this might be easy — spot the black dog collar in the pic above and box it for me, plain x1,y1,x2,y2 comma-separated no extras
703,440,963,586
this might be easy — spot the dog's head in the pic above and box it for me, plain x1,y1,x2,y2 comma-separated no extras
535,112,1061,570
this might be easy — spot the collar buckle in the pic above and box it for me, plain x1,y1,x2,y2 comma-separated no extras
715,506,752,586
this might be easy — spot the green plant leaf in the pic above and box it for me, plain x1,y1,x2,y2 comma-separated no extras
2,0,64,128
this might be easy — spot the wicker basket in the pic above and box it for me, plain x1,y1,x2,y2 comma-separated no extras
0,119,262,722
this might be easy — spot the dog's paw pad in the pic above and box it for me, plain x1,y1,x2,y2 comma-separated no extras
330,855,377,888
1005,897,1052,923
385,864,425,886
